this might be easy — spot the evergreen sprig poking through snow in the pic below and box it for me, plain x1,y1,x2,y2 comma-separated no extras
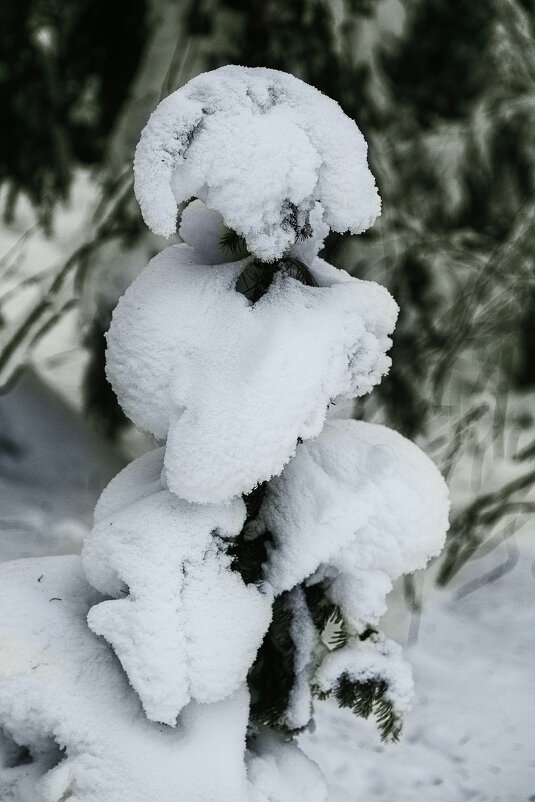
0,65,449,801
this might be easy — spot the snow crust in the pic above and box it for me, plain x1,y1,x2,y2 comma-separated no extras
83,448,272,725
134,65,380,261
0,556,258,802
105,245,397,503
260,419,450,626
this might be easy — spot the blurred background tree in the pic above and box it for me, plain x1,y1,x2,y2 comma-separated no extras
1,0,534,585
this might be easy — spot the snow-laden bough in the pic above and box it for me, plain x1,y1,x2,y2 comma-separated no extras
260,418,450,620
0,557,322,802
82,448,272,725
105,244,397,503
134,65,380,261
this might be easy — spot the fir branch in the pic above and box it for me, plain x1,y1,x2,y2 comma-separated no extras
219,230,248,258
281,201,313,240
319,673,402,743
304,583,340,632
235,256,318,303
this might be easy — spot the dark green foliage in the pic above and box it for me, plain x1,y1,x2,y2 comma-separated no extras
187,0,378,133
305,583,349,650
305,583,401,740
229,486,303,733
373,248,445,436
382,0,494,125
329,674,402,742
304,582,345,632
219,230,248,259
228,483,272,585
247,593,303,735
514,291,535,387
236,257,318,303
0,0,147,224
82,319,128,440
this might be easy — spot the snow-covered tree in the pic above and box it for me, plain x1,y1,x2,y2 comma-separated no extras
0,65,448,801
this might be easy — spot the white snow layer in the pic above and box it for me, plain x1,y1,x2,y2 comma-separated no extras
105,245,397,503
82,448,272,725
247,729,327,802
314,636,414,717
260,419,450,626
0,556,258,802
179,199,230,264
285,589,319,731
134,65,380,261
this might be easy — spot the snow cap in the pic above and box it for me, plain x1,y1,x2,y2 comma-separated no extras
134,65,381,261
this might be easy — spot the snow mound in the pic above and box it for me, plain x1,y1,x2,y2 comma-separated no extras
247,728,327,802
0,556,259,802
260,419,450,625
82,448,272,725
105,245,397,503
134,65,380,261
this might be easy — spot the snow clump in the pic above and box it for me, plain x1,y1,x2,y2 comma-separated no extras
83,448,272,725
134,65,381,261
260,418,450,625
105,245,397,503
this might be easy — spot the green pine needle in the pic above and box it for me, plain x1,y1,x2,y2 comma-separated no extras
316,673,402,743
235,256,318,303
219,230,248,258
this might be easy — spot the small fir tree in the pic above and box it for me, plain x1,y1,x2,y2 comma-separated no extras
0,66,448,801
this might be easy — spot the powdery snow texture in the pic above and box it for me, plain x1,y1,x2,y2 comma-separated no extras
105,245,397,504
134,65,380,261
0,556,325,802
314,637,414,717
0,64,451,802
83,447,272,725
0,557,253,802
260,419,450,626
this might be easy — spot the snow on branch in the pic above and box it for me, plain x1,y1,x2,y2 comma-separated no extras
105,247,397,503
0,557,258,802
134,66,381,261
82,448,272,725
260,419,449,625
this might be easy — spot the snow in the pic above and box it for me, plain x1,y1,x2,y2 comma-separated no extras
134,65,380,261
7,59,528,802
0,556,257,802
0,369,122,563
178,199,230,264
83,448,272,725
105,245,397,503
285,589,318,731
260,419,449,628
313,636,414,718
247,728,327,802
300,527,535,802
1,372,534,801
